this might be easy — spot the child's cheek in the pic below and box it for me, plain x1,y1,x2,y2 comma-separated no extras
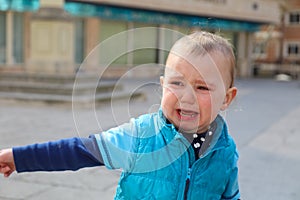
209,94,224,113
161,90,176,108
164,87,181,102
196,94,213,113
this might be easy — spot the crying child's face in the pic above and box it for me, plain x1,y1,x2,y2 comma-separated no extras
160,52,236,134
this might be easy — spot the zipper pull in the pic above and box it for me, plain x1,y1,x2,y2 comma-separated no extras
187,167,191,180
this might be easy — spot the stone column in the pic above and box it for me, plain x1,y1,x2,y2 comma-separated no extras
84,18,100,58
6,11,13,65
247,33,254,76
237,31,253,77
83,18,100,71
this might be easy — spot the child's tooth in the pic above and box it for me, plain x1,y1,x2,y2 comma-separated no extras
180,111,195,117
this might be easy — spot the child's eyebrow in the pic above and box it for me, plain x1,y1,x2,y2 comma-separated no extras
164,70,184,78
195,79,208,84
166,74,184,79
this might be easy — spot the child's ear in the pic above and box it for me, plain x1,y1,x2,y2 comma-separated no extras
160,76,164,87
221,87,237,111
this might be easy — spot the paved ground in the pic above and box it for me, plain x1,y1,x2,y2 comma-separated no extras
0,78,299,200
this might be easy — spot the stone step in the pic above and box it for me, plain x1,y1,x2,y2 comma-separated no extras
0,90,143,104
0,72,144,104
0,80,121,95
0,72,97,84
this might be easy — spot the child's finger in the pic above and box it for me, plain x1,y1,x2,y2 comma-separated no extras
0,165,12,174
0,165,14,177
4,170,14,178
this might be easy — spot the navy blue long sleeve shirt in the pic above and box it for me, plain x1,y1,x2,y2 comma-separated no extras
13,136,103,173
12,133,210,173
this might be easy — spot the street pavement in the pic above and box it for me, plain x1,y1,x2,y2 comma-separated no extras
0,78,299,200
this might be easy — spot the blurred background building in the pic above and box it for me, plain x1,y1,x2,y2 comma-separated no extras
253,0,300,78
0,0,282,79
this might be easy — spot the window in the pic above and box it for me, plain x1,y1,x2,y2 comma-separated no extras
99,20,128,65
287,43,299,56
132,23,158,65
289,12,300,25
74,19,84,64
0,12,24,64
253,42,266,57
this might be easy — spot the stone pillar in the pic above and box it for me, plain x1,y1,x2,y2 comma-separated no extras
247,33,254,76
237,31,252,77
83,18,100,71
237,32,253,77
6,11,13,65
84,18,100,58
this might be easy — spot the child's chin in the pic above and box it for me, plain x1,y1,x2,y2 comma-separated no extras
178,126,198,134
173,120,200,133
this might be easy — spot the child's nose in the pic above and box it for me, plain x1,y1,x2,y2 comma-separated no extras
180,85,196,104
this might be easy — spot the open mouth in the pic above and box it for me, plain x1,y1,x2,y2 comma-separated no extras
176,109,199,120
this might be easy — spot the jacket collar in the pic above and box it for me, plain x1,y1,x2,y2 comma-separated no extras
157,107,231,157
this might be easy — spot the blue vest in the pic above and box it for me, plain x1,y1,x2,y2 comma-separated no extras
95,109,240,199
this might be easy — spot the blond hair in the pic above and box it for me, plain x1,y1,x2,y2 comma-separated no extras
170,31,236,88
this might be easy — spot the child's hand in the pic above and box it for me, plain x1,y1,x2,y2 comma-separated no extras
0,149,16,177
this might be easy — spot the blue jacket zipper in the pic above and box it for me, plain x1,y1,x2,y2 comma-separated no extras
184,167,191,200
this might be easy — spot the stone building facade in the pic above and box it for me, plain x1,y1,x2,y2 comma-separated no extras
0,0,281,77
253,0,300,77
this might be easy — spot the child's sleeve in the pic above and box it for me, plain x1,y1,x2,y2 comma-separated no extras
221,151,240,200
13,136,103,173
93,118,139,171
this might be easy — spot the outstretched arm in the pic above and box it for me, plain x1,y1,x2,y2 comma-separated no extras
0,136,103,177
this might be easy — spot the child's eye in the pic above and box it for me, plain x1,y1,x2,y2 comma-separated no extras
171,81,184,86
